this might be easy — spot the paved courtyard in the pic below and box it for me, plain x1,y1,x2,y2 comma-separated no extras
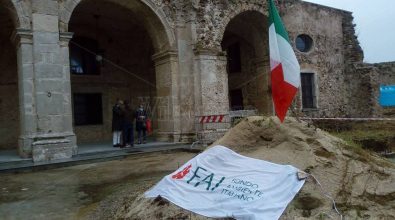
0,151,196,219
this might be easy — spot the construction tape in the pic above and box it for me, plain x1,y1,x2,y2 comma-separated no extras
198,115,226,123
300,117,395,121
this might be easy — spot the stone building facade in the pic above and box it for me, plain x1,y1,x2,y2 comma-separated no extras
0,0,393,161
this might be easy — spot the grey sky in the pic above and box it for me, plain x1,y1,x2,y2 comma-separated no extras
303,0,395,63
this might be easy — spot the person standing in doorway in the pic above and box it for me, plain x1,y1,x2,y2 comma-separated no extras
122,101,134,147
112,99,124,147
135,104,148,144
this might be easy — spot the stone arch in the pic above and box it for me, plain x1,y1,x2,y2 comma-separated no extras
220,8,272,114
66,0,182,144
0,0,31,29
195,1,269,50
222,11,268,58
217,8,268,50
59,0,175,52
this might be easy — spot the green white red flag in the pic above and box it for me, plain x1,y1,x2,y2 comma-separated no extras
268,0,300,122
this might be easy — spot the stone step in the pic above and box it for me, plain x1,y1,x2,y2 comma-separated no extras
0,143,191,173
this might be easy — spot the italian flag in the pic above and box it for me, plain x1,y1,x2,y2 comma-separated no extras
268,0,300,122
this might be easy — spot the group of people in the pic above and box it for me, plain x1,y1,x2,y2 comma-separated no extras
112,99,148,148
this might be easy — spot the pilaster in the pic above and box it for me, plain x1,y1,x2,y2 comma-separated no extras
193,49,229,116
193,49,231,144
28,3,75,162
12,28,36,158
152,50,181,142
59,32,77,155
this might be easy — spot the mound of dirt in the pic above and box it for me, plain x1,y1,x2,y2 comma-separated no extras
111,117,395,219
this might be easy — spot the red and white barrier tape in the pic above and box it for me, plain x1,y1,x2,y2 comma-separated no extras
199,115,225,123
300,117,395,121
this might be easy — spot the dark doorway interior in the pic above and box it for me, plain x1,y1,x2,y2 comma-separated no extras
227,42,242,74
230,89,244,110
221,11,270,113
0,4,19,150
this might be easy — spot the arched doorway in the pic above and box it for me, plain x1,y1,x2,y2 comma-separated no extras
221,11,272,114
67,0,177,147
0,1,19,153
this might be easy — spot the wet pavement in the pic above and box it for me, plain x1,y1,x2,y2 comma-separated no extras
0,151,196,220
1,147,393,220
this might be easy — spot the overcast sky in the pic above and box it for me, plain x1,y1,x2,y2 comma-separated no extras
303,0,395,63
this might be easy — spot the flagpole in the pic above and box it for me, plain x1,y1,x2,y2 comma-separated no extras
290,101,301,122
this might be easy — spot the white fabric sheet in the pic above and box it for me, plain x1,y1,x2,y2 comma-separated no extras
145,145,305,220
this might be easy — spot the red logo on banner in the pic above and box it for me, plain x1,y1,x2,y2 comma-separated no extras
172,164,192,180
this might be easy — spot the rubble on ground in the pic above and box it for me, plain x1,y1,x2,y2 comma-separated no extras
100,117,395,219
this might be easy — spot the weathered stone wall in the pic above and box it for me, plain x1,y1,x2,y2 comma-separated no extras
372,62,395,117
341,61,395,118
341,8,370,118
191,0,272,130
193,0,268,51
345,64,377,117
374,62,395,86
191,0,366,118
280,1,349,117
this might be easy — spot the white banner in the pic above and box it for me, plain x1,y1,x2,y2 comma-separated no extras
145,145,305,220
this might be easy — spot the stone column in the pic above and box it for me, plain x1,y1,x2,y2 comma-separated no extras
193,49,230,144
254,57,273,115
12,29,36,158
152,50,181,142
29,5,76,162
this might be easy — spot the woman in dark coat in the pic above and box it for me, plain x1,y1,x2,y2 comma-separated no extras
135,104,147,144
122,101,135,147
112,99,124,147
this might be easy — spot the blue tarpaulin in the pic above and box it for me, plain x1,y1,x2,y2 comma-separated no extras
380,85,395,107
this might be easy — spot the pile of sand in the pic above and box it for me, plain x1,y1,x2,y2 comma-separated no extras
111,117,395,219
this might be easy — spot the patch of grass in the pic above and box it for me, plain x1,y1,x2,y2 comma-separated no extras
331,132,394,167
331,128,393,152
336,130,393,141
323,120,395,162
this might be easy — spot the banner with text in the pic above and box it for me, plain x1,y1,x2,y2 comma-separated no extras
145,145,305,220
